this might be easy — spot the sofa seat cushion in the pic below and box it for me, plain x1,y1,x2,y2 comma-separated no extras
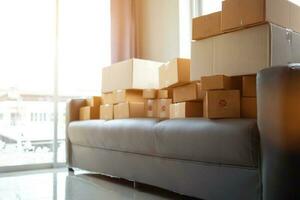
68,118,259,167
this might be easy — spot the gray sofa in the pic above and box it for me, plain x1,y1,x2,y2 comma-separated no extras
66,66,300,200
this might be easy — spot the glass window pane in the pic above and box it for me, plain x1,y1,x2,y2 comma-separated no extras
58,0,111,97
57,0,111,163
201,0,222,15
0,0,56,167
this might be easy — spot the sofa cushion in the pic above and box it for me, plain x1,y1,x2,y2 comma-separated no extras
68,119,161,156
68,118,259,167
154,119,259,167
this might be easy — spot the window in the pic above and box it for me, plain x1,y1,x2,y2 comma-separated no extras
30,113,34,122
192,0,223,17
0,0,111,168
57,0,111,163
290,0,300,6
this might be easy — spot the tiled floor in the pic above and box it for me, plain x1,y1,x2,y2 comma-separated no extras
0,168,196,200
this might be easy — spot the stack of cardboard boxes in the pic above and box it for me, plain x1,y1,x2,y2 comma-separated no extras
201,75,241,119
112,90,144,119
158,58,204,119
100,93,114,120
241,75,257,118
79,96,102,120
191,0,300,80
78,0,300,121
79,72,258,121
143,89,172,118
169,82,204,119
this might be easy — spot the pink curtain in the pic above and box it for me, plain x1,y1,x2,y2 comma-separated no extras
111,0,137,63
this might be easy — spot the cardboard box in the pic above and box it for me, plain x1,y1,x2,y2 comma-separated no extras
170,102,203,119
230,76,243,90
221,0,300,33
102,93,113,105
143,89,157,99
102,59,163,93
241,97,257,118
204,90,240,119
113,89,143,104
144,99,158,118
201,75,231,90
242,75,257,97
157,89,172,99
173,82,205,103
193,11,222,40
80,106,100,120
100,104,114,120
157,99,172,118
191,23,300,80
159,58,190,89
87,96,102,107
114,102,145,119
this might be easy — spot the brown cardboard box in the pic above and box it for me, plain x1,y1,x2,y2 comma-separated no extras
191,23,300,80
143,89,157,99
193,11,222,40
204,90,240,119
170,102,203,119
144,99,172,118
221,0,300,33
102,59,163,93
157,99,172,118
173,82,205,103
241,97,257,118
159,58,190,89
113,89,143,104
201,75,231,90
80,106,100,120
87,96,102,107
114,102,145,119
144,99,158,118
100,104,114,120
157,89,173,99
230,76,243,90
242,75,257,97
102,93,113,105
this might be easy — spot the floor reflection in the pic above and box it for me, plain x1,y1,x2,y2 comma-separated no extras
0,169,196,200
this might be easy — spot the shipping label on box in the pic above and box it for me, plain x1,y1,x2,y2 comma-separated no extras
113,89,143,104
157,99,172,119
159,58,190,89
114,102,145,119
143,89,157,99
173,82,205,103
242,75,257,97
144,99,158,118
204,90,240,119
241,97,257,118
193,11,222,40
170,102,203,119
80,106,100,120
100,104,113,120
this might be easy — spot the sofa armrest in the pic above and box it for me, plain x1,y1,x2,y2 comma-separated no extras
257,65,300,200
65,99,87,166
